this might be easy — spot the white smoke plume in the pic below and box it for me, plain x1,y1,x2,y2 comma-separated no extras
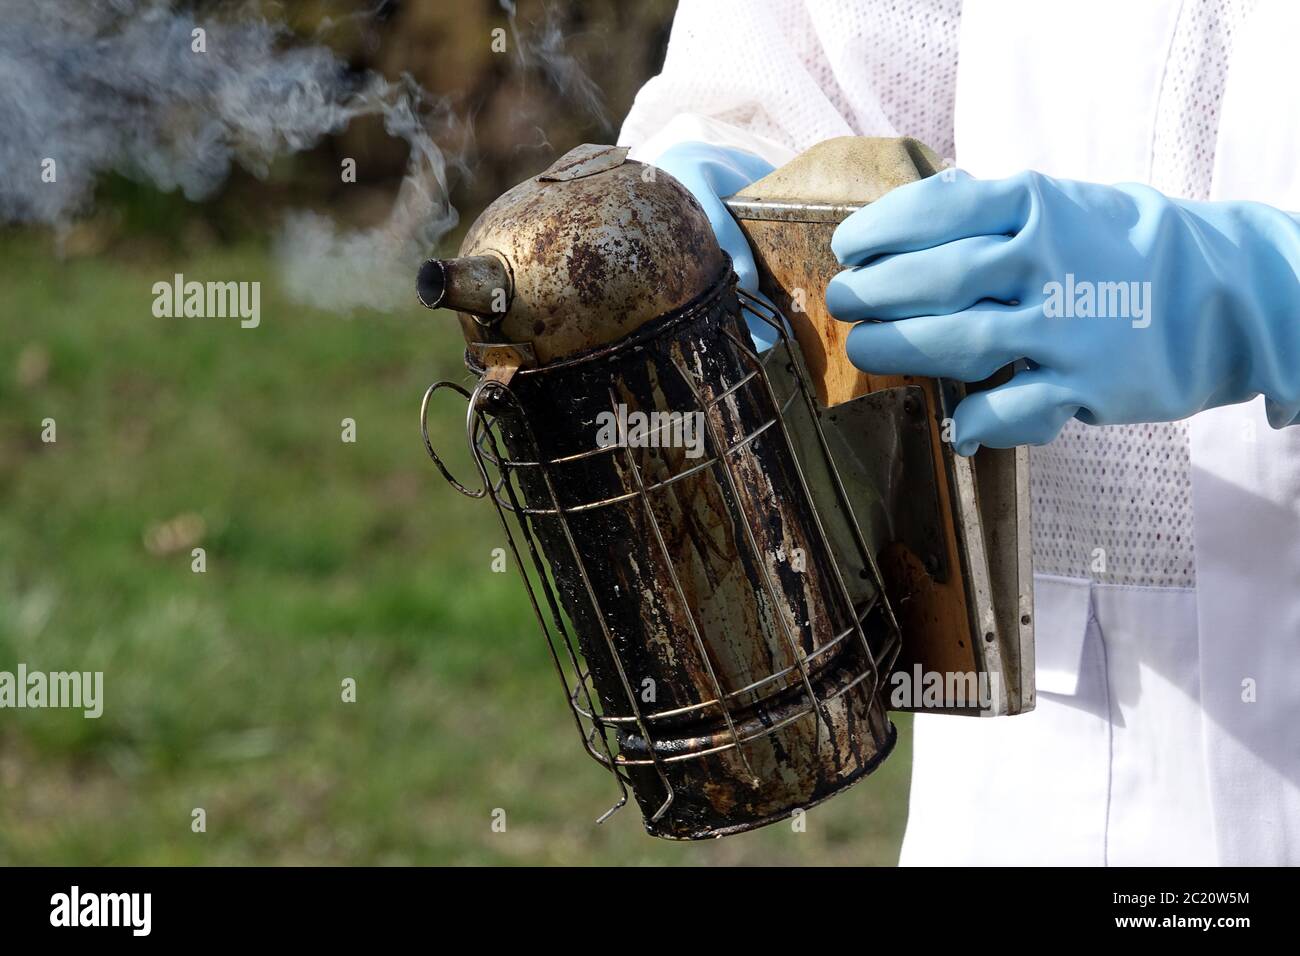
499,0,608,131
0,0,462,312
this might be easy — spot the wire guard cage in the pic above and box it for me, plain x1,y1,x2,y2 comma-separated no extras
422,270,901,839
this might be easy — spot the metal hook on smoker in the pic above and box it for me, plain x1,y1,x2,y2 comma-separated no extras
420,381,486,498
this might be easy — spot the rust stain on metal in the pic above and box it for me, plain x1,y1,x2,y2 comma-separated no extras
419,143,896,840
428,144,726,365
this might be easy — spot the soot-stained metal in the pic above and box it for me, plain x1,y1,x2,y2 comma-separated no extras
419,144,899,839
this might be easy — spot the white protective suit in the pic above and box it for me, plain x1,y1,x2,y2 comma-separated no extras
618,0,1300,865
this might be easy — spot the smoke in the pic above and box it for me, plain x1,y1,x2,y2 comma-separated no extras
274,73,464,313
0,0,461,312
499,0,608,130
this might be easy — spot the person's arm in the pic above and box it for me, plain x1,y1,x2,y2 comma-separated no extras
619,0,961,348
615,1,831,348
618,0,962,166
618,0,839,167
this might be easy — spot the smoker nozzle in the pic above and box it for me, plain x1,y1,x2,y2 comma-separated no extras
416,254,513,321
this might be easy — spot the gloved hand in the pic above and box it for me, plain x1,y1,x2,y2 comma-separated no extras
826,170,1300,455
652,141,780,350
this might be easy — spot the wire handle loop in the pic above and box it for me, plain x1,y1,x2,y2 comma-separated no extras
420,380,486,498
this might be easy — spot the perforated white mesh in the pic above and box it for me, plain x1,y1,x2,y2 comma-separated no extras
1150,0,1256,202
1031,0,1253,588
619,0,1258,589
1028,422,1197,586
618,0,961,161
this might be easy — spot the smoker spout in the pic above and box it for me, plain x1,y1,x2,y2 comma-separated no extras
416,255,514,320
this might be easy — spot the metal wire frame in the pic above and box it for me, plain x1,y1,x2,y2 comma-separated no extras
466,366,781,518
578,664,881,767
735,289,903,654
467,377,678,822
609,381,758,784
665,353,838,750
421,280,899,822
568,604,874,726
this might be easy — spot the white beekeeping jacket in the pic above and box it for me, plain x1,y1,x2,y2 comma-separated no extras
619,0,1300,866
620,0,960,168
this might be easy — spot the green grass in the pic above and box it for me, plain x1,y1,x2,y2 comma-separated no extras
0,232,910,864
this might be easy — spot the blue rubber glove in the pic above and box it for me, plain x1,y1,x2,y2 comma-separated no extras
826,170,1300,455
652,141,780,350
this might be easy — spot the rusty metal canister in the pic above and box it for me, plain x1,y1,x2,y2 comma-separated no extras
419,144,896,839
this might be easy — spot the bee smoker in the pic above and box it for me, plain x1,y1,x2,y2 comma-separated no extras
725,137,1035,718
418,140,1033,840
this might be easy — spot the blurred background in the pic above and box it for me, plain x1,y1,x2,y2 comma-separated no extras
0,0,911,864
